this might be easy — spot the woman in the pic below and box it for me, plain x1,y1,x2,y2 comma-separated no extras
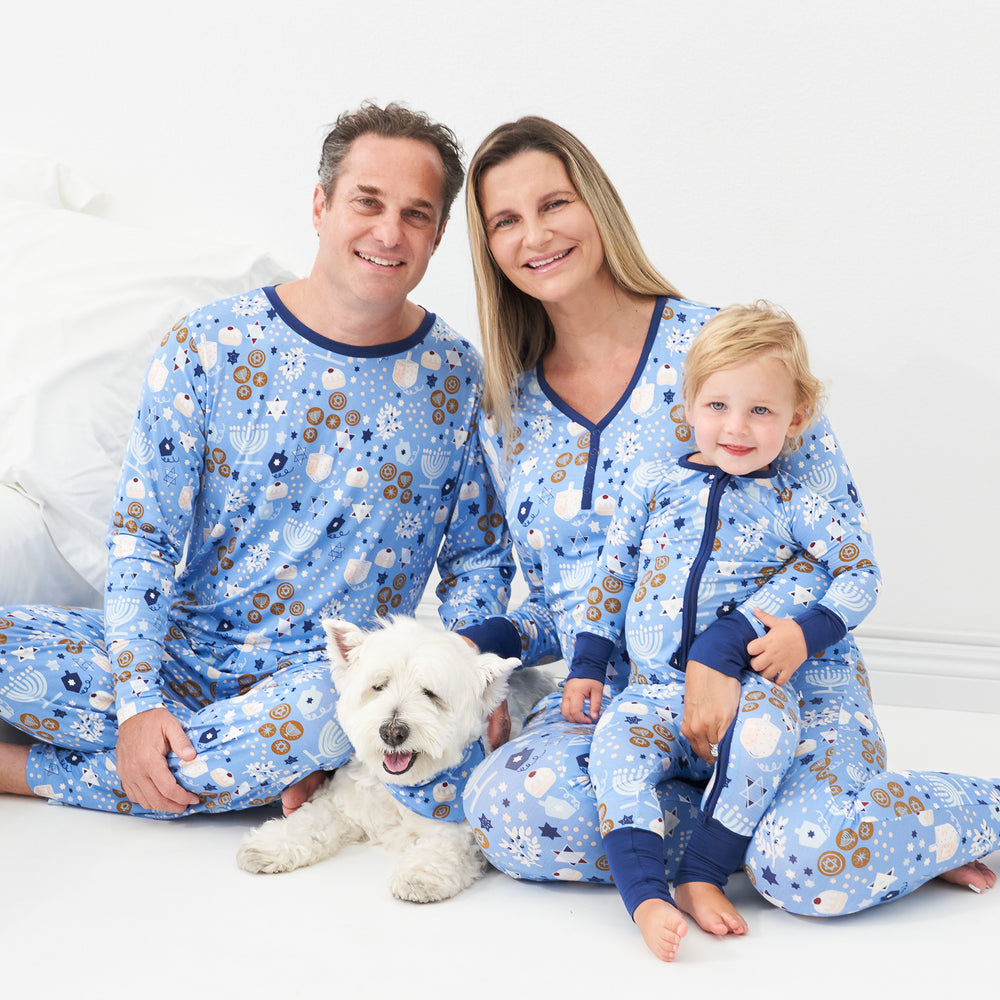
459,116,997,941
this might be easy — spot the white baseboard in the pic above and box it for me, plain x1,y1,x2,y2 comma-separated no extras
858,635,1000,714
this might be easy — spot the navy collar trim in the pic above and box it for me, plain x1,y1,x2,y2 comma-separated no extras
678,452,779,479
535,296,666,431
263,286,436,357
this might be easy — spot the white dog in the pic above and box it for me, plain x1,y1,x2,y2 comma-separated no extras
236,617,526,902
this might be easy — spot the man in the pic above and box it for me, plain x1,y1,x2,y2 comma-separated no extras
0,103,512,818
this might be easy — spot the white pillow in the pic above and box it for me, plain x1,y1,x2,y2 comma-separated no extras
0,197,294,602
0,151,102,211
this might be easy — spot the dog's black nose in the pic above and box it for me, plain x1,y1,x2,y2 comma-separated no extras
380,718,409,747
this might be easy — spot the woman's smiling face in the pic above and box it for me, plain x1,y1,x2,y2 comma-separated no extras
478,149,607,308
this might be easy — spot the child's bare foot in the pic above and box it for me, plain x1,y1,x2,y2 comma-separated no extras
937,860,996,893
633,897,688,962
674,881,748,936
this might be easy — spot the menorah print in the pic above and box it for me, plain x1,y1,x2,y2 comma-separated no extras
628,624,666,662
281,519,322,558
420,447,449,487
802,662,851,696
229,423,269,465
104,595,142,629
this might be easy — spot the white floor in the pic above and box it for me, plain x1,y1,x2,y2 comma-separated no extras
3,702,998,999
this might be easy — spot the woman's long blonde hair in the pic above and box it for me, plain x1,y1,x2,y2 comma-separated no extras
466,116,682,438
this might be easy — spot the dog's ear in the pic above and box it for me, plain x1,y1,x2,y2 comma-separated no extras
323,619,366,674
475,653,521,715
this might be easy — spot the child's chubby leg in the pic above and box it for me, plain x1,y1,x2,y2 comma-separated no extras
674,669,800,934
604,827,689,963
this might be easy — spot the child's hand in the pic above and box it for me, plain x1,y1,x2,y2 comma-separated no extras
747,609,807,685
561,677,604,723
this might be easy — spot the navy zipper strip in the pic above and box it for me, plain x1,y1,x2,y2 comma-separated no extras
678,471,729,666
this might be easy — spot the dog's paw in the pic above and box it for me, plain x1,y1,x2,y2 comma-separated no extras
387,849,487,902
236,820,313,874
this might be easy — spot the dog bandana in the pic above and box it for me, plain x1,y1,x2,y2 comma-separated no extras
384,740,486,823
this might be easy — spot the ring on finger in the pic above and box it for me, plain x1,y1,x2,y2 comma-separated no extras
709,742,719,758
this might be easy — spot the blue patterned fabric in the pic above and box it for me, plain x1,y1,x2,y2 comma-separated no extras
1,287,513,816
384,740,486,823
464,296,1000,913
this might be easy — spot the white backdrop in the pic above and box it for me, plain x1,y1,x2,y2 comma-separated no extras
3,0,998,650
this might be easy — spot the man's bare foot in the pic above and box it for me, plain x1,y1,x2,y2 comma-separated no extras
0,742,32,796
633,897,688,962
674,881,748,936
281,770,327,817
937,859,996,893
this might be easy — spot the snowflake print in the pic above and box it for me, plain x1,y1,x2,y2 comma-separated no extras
800,706,841,730
396,512,422,539
499,825,543,868
225,487,248,512
69,712,106,743
661,325,697,354
970,820,996,857
604,518,631,548
232,293,269,317
530,414,552,441
375,403,403,441
754,811,788,862
615,432,641,464
319,597,346,619
279,347,307,380
246,761,281,782
245,543,271,573
735,515,769,553
800,493,829,527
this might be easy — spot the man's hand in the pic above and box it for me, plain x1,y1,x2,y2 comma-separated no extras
747,609,807,685
487,700,511,751
116,707,200,813
681,660,740,765
560,677,603,723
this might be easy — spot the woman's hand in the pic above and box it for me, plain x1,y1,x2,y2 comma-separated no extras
561,677,604,723
681,661,740,764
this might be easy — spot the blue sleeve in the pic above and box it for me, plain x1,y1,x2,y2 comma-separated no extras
687,614,756,678
433,409,517,631
795,604,848,653
471,418,565,666
105,330,204,723
734,416,881,636
566,633,616,683
456,617,523,660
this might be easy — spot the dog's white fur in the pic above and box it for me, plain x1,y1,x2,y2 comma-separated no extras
236,617,523,902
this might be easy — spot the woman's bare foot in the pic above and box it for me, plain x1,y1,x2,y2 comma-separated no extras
633,897,688,962
674,881,749,936
280,770,327,816
937,859,996,893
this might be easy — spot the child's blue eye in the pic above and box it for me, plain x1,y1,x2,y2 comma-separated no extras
752,406,770,416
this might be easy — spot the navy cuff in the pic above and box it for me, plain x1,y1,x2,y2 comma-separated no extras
687,614,756,678
797,605,847,655
674,815,750,888
567,632,615,684
456,618,522,660
603,827,672,917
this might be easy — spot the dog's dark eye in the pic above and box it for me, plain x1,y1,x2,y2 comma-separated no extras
372,683,385,692
422,688,439,701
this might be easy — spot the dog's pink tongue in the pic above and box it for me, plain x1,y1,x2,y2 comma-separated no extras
384,751,412,774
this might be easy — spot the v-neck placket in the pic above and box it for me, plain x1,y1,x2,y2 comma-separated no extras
535,296,666,511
